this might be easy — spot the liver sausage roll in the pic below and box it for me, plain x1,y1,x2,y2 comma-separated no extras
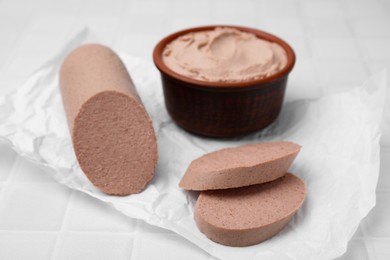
180,141,300,190
195,173,306,247
60,44,158,196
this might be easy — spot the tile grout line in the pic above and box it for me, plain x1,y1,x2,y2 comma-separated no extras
362,181,390,259
130,219,141,260
340,0,373,77
161,0,175,36
0,228,178,237
365,236,377,260
295,0,324,98
249,0,257,28
0,13,34,79
0,229,163,235
49,189,75,260
112,0,131,48
376,188,390,194
0,156,21,211
381,146,390,151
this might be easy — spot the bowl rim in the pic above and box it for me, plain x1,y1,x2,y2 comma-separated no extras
153,25,296,89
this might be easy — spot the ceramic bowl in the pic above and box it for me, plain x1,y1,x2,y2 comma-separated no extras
153,25,295,137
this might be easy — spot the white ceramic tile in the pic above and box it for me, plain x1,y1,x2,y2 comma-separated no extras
121,13,168,36
0,232,56,260
351,19,390,37
0,183,70,230
320,83,359,96
12,158,55,183
5,52,51,77
286,59,321,101
378,149,390,190
304,17,352,38
0,14,29,34
300,1,344,18
381,98,390,148
290,59,319,86
115,34,161,61
39,0,81,15
371,238,390,259
83,0,125,16
285,36,311,60
127,0,171,16
211,13,256,27
134,234,210,260
382,129,390,148
310,38,360,60
172,0,212,17
77,15,121,46
257,0,299,19
254,16,268,29
0,15,29,71
0,143,17,182
262,19,305,37
364,191,390,237
169,15,213,33
16,31,73,54
0,36,19,72
336,239,369,260
370,62,390,148
212,0,254,16
315,60,368,86
344,1,388,19
0,0,46,17
66,191,136,232
29,15,76,34
352,221,366,238
56,233,133,260
358,38,390,59
382,1,390,14
286,82,322,102
364,60,390,75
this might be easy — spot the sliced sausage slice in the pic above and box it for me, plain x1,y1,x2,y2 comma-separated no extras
195,173,306,247
180,141,301,190
60,44,158,196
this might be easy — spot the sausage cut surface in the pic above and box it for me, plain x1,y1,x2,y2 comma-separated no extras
60,44,158,195
195,173,306,247
180,141,301,190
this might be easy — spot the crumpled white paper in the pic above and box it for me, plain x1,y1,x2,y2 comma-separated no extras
0,29,388,260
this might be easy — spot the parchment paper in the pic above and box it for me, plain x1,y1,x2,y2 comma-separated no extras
0,29,388,260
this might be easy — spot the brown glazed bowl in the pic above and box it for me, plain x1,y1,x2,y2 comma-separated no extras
153,25,295,138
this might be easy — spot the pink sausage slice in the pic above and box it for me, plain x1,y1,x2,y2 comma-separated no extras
195,173,306,247
180,141,301,190
60,44,158,196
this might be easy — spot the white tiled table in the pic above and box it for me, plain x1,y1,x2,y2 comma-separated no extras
0,0,389,259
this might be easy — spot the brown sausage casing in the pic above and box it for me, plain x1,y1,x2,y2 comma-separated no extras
60,44,158,196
